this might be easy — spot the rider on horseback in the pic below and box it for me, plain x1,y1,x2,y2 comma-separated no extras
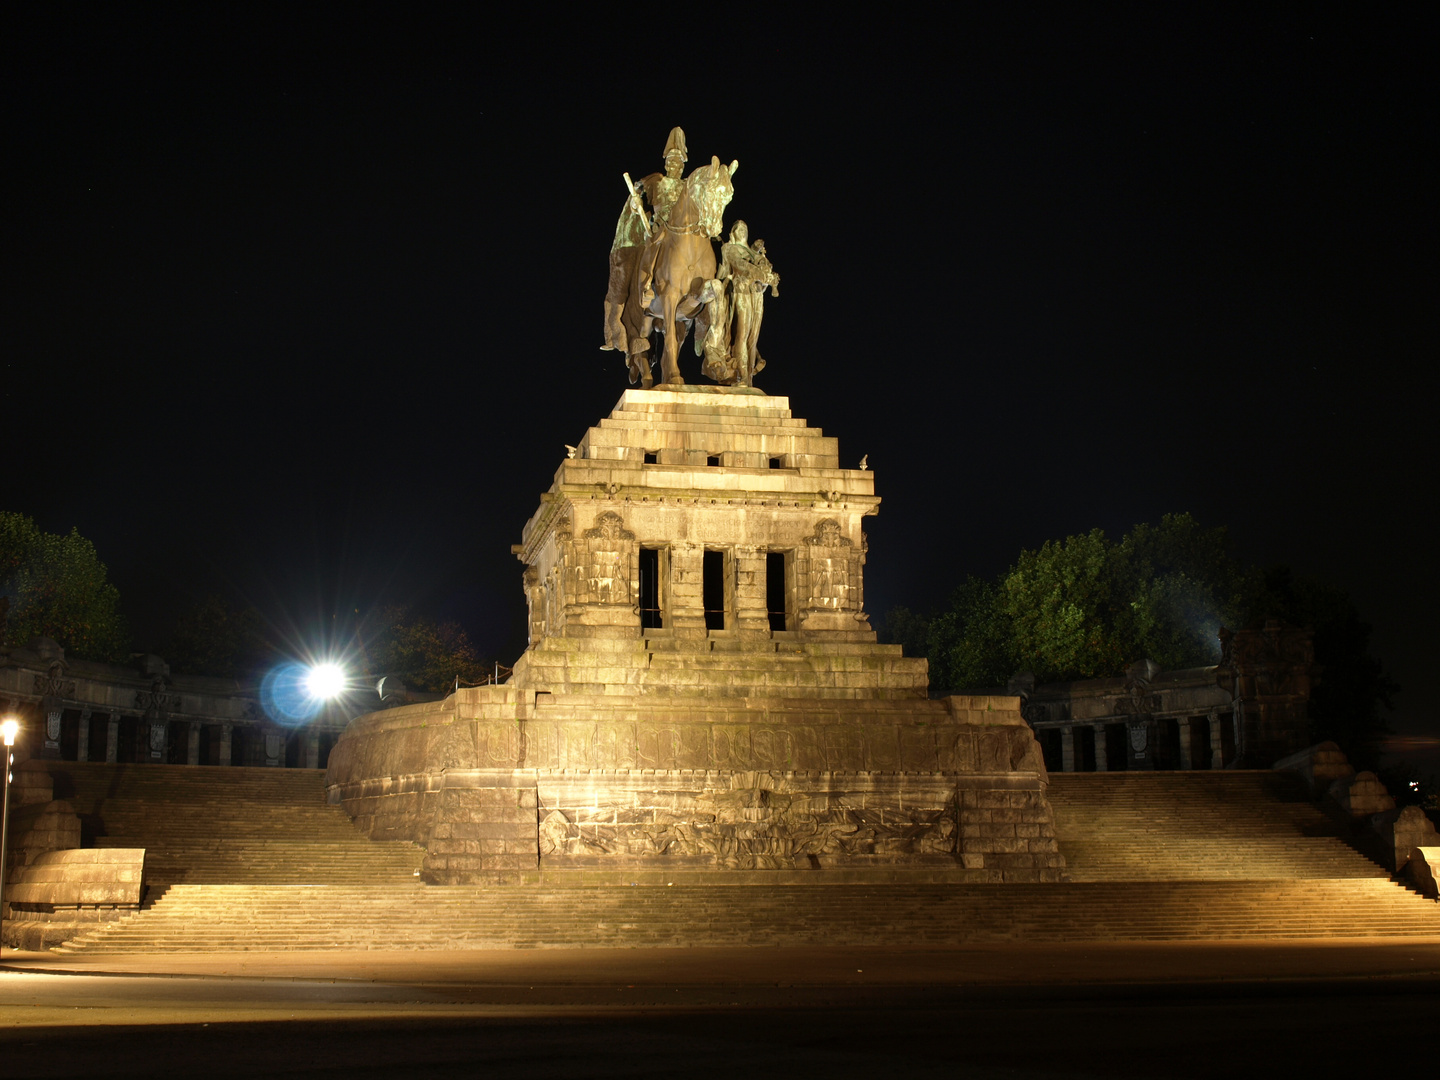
602,126,688,359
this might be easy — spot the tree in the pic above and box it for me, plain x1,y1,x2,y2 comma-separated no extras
906,514,1252,688
360,606,492,694
891,514,1395,764
165,595,278,680
1250,566,1398,770
0,511,128,661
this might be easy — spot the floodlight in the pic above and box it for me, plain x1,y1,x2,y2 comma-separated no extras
305,663,347,700
0,718,18,747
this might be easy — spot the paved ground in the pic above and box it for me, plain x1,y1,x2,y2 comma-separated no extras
4,941,1439,1077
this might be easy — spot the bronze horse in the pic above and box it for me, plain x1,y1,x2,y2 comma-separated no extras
628,157,736,387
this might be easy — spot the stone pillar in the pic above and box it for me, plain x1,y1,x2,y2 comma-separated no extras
76,707,92,762
219,723,233,767
1215,620,1318,766
731,545,770,636
667,541,706,637
186,723,201,766
1176,717,1193,770
305,730,320,770
1060,726,1075,773
1094,725,1108,772
1205,712,1222,769
106,715,119,763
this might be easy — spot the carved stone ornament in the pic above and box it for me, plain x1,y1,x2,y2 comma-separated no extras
148,722,167,752
32,664,76,700
135,678,174,719
583,510,635,543
1128,723,1149,753
806,519,851,550
46,709,63,742
804,519,854,611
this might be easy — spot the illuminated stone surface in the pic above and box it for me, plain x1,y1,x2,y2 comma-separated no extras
327,390,1066,883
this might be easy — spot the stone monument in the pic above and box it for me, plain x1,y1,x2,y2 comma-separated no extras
325,132,1063,885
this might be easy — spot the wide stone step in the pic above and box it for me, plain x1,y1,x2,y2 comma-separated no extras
53,879,1440,953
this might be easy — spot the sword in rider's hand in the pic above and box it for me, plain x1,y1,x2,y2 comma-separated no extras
623,172,651,239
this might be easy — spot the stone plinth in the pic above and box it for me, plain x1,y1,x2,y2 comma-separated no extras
1275,741,1356,799
328,389,1063,885
328,688,1063,884
1327,771,1395,820
2,848,146,951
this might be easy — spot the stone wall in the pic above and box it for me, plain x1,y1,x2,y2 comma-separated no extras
326,690,1063,884
2,849,146,951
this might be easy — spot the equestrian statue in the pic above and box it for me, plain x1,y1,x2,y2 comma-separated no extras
601,127,779,388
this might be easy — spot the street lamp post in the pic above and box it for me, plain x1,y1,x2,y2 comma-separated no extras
0,716,19,954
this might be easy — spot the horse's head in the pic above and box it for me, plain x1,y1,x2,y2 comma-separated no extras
686,155,737,239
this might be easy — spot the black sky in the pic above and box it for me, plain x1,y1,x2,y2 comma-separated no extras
3,8,1435,761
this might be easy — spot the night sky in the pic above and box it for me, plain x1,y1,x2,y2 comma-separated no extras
4,10,1435,765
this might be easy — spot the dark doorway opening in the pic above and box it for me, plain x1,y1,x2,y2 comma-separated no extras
166,721,188,764
285,732,302,768
639,547,663,629
231,726,248,767
318,731,336,770
199,725,221,766
88,713,110,761
766,551,788,632
1039,729,1063,773
1104,723,1129,771
1191,716,1213,769
703,550,726,631
1074,726,1097,772
60,708,81,761
1158,717,1181,769
117,716,139,763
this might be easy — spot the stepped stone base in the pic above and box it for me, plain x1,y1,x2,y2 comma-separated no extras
325,689,1065,884
53,877,1440,954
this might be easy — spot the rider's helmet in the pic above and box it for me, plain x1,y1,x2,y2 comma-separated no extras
664,126,688,166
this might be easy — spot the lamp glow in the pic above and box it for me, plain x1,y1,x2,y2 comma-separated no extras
305,664,346,701
1,718,17,747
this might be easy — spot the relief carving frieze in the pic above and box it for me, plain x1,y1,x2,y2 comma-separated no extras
571,510,635,606
535,774,959,867
32,664,76,700
135,678,175,719
803,518,855,612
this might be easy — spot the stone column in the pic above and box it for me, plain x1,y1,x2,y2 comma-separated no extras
1208,712,1225,769
219,723,233,767
1176,717,1193,770
186,723,201,766
731,545,770,637
666,541,707,637
1094,725,1108,772
305,730,320,770
76,708,92,762
1060,726,1075,773
106,714,119,763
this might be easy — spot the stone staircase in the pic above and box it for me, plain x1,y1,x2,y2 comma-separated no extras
52,877,1440,952
28,764,1440,953
1047,770,1382,881
41,762,425,888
